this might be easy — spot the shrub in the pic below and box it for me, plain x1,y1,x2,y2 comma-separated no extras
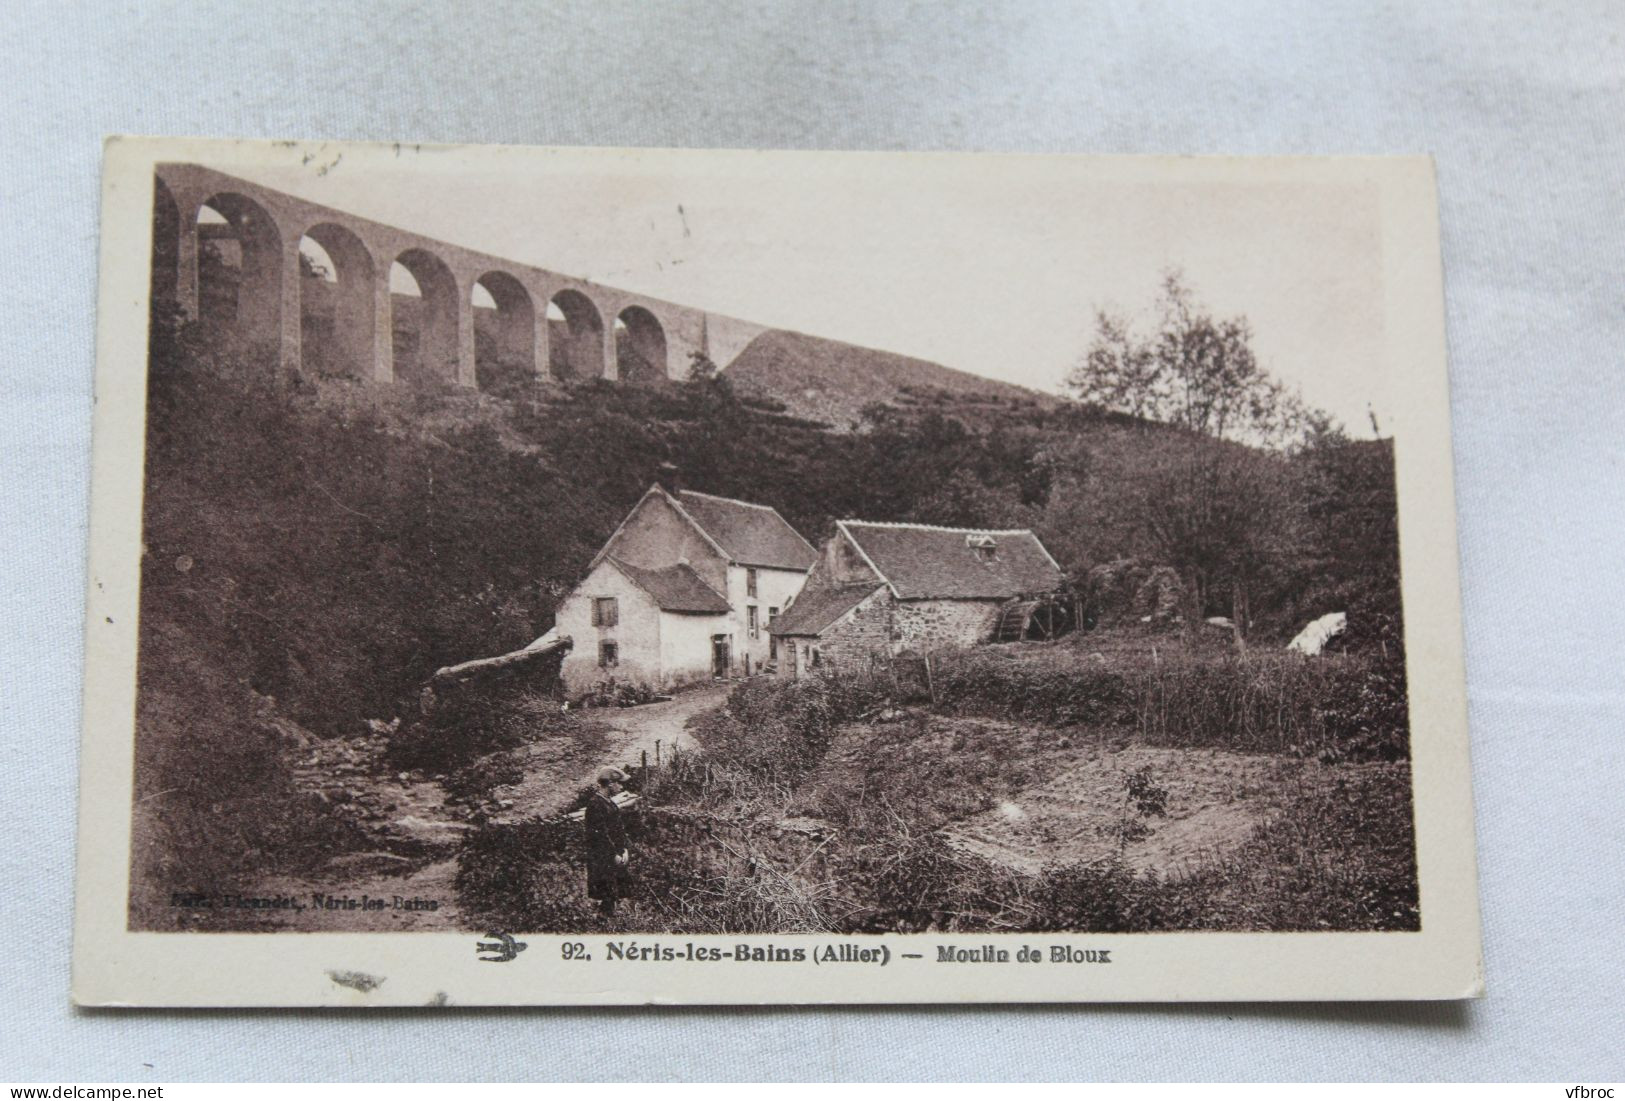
387,681,576,774
1150,764,1420,931
1314,651,1410,762
455,817,599,932
443,755,525,804
631,812,845,933
911,644,1409,760
836,763,1418,934
129,619,367,927
843,834,1005,933
1134,650,1340,752
573,678,663,709
690,673,891,785
1030,860,1169,931
928,647,1137,727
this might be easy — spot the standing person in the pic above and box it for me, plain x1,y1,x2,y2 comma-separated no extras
584,767,630,919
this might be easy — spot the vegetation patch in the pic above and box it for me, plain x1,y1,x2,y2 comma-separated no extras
913,639,1408,759
460,640,1418,934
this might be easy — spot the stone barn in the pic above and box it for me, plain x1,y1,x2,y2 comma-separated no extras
770,521,1065,677
556,484,816,694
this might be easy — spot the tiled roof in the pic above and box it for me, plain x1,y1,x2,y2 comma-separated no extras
676,490,817,571
839,521,1064,600
770,582,884,637
608,558,731,614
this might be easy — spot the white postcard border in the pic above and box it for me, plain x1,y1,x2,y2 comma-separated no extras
72,136,1482,1006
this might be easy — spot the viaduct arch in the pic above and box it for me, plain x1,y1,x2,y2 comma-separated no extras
546,288,603,381
151,164,731,390
299,223,376,379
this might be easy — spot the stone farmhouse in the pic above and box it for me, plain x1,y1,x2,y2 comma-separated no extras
555,485,818,695
770,521,1066,677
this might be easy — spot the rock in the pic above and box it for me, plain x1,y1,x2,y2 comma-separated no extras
1288,611,1348,656
1205,616,1234,630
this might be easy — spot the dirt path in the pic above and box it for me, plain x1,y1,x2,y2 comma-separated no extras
492,680,728,819
589,682,724,775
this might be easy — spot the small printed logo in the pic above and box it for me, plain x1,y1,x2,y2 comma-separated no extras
476,931,528,963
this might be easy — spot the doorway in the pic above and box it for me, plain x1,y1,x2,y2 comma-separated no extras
711,634,731,679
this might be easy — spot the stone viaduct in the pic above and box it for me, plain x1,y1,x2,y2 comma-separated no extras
150,163,763,388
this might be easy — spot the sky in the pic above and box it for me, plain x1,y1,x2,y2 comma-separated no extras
227,148,1397,435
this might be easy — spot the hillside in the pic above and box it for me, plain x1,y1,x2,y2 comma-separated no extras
723,329,1063,430
129,309,1401,928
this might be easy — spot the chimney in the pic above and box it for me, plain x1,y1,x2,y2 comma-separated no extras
656,461,683,497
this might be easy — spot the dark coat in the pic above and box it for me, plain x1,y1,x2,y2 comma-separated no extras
584,788,629,901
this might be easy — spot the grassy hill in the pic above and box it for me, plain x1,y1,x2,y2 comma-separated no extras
723,328,1063,430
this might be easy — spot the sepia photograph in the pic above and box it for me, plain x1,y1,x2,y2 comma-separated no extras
73,138,1477,1005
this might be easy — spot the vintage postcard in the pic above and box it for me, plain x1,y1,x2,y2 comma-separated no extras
73,137,1481,1006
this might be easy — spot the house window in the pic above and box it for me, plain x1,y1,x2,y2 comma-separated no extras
747,605,758,639
592,597,618,626
811,646,822,668
967,533,998,562
768,607,779,659
746,567,758,597
599,640,618,668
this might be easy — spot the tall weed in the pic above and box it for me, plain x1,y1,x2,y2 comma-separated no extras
920,644,1407,759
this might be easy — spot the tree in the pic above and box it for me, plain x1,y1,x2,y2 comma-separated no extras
907,472,1032,531
1063,270,1325,644
1067,269,1308,448
1137,439,1303,643
685,349,720,382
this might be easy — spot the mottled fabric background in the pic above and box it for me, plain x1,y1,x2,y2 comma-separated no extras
2,0,1621,1082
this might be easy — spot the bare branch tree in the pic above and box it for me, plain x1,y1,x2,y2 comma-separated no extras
1067,269,1314,449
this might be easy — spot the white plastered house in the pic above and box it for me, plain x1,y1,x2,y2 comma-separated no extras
555,484,817,695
